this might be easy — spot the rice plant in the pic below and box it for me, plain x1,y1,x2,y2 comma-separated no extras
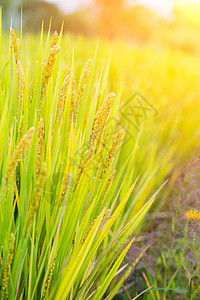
0,21,163,299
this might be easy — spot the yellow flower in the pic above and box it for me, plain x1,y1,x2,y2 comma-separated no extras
184,210,200,222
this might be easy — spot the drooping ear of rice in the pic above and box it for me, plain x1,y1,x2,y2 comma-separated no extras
1,233,15,300
4,127,35,184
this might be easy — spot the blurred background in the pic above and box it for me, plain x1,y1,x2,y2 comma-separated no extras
1,0,200,52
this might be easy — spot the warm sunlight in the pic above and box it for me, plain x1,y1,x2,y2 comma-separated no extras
1,0,200,299
46,0,200,15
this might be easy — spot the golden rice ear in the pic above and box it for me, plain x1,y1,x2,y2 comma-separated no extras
73,147,93,192
59,174,70,207
41,43,61,105
55,72,71,126
16,60,25,114
96,128,111,170
69,73,76,120
10,28,19,63
74,59,92,121
4,127,35,185
18,115,24,140
89,92,115,150
50,31,59,49
100,129,124,180
16,39,20,58
29,78,36,108
1,233,15,300
42,254,57,298
36,119,45,177
102,170,116,203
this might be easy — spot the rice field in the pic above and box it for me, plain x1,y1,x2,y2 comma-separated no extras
0,9,200,300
